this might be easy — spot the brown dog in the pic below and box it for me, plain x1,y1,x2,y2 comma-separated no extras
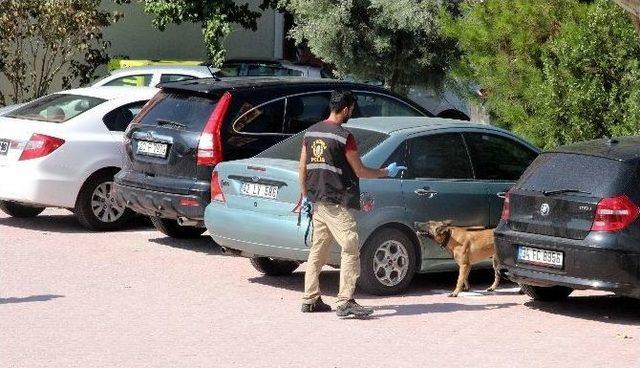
416,220,500,297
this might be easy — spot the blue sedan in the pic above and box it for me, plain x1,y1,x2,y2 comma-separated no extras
205,117,539,295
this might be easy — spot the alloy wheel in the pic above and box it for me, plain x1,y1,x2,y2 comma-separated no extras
373,240,410,287
90,181,125,223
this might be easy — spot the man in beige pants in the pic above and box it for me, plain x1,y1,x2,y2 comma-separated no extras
298,90,405,317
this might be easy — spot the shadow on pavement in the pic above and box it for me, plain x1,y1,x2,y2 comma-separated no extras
248,268,518,300
0,294,64,305
0,213,150,234
371,302,519,318
525,295,640,326
148,236,223,256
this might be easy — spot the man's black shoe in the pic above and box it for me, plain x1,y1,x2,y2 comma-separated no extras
301,298,332,313
336,299,374,317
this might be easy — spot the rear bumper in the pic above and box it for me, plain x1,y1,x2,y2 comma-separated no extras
114,183,207,222
495,225,640,298
204,202,314,262
0,161,79,208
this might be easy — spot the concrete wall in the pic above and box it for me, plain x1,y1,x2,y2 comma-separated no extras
0,1,283,104
102,0,283,61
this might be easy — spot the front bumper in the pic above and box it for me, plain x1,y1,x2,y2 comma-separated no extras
495,226,640,298
204,202,324,263
114,183,207,222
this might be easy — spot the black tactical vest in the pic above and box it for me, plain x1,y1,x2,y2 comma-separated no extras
304,121,360,210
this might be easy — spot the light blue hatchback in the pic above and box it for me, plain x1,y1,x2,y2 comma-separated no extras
205,117,539,295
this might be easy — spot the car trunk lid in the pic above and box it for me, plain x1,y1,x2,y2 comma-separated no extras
508,152,632,240
124,91,227,188
0,117,66,166
214,158,301,216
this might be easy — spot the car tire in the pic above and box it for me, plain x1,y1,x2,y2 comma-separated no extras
0,201,45,218
75,171,133,231
358,228,417,296
520,284,573,301
250,257,299,276
150,216,205,239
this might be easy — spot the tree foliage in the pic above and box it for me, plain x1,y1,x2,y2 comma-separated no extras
445,0,640,148
0,0,122,105
139,0,272,66
276,0,459,93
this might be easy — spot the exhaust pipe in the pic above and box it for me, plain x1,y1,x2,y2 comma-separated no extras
177,217,201,227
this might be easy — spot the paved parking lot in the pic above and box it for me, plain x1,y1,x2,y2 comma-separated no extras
1,209,639,368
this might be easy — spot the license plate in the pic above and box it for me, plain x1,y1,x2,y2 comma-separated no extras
0,140,9,155
518,246,564,268
240,182,278,199
136,140,168,158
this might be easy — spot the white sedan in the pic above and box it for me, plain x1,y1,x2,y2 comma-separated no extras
0,87,158,230
92,65,214,87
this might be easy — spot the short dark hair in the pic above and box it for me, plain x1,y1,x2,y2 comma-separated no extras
329,89,357,113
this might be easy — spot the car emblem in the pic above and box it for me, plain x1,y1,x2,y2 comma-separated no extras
251,176,259,182
145,131,154,140
540,203,550,217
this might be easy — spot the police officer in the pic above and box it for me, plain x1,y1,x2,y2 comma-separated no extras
299,90,406,317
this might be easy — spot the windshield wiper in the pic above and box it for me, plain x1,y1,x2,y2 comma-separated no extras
156,119,187,129
542,188,592,196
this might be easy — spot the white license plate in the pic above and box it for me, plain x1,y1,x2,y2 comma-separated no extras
0,140,9,155
137,140,168,158
518,246,564,268
240,182,278,199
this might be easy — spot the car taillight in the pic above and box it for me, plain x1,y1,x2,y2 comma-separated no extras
198,92,232,166
500,191,511,221
211,171,225,203
591,195,639,232
19,134,65,161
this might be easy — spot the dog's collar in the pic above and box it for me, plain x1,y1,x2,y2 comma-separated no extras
440,229,452,248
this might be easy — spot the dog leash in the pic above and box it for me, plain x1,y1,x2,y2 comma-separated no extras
297,201,314,247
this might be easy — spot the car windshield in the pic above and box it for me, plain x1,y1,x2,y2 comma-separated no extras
7,94,105,123
219,63,303,77
256,127,389,160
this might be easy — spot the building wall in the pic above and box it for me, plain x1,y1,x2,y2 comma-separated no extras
0,1,283,105
102,0,283,62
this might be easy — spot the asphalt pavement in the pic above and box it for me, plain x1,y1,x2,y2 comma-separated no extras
1,209,639,368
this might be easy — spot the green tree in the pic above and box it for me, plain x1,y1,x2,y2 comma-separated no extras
276,0,459,93
139,0,272,66
444,0,640,148
0,0,122,105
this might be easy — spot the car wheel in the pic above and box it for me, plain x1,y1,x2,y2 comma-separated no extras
358,228,417,296
150,216,205,239
520,284,573,301
250,257,299,276
0,201,45,218
75,171,133,231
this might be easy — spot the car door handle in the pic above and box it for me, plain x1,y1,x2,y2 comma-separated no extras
415,188,438,198
497,192,507,199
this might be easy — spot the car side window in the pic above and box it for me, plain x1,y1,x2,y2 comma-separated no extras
103,101,147,132
233,99,286,134
354,92,422,118
284,93,331,134
406,133,474,180
103,74,153,87
463,132,538,181
159,74,196,83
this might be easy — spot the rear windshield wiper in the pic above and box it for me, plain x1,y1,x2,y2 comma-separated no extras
156,119,187,129
542,188,592,196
